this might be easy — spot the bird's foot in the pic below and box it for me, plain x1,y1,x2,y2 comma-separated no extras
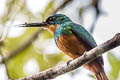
67,60,72,66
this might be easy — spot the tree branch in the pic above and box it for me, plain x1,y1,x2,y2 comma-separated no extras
15,33,120,80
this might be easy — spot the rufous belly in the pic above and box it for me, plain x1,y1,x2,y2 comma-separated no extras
57,34,87,59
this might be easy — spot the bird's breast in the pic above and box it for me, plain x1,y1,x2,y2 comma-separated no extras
56,34,87,59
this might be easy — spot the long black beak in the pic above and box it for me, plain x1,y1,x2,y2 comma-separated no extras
17,22,49,27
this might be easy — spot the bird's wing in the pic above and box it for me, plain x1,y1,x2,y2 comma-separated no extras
71,23,103,64
71,23,97,49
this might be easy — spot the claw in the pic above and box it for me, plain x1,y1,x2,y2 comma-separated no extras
67,60,72,66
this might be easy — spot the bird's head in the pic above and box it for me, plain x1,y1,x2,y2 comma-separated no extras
46,14,72,25
19,14,72,33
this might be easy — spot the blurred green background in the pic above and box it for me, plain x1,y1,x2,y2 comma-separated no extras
0,0,120,80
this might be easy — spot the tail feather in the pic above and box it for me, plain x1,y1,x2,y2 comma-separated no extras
95,71,108,80
83,58,108,80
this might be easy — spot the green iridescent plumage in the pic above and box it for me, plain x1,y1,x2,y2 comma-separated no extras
54,15,97,49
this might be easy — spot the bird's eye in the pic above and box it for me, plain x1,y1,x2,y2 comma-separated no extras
46,16,57,24
49,17,53,21
49,17,56,21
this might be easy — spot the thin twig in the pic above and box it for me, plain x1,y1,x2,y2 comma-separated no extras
89,0,101,34
52,0,73,14
15,33,120,80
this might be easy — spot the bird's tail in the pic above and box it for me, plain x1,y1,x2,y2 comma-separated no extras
95,70,108,80
83,58,108,80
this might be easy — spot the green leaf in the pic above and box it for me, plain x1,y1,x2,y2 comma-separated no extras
88,74,96,79
108,52,120,80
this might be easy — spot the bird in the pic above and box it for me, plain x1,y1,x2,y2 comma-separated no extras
19,14,108,80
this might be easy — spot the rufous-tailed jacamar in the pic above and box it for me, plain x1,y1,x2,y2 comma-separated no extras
19,14,108,80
